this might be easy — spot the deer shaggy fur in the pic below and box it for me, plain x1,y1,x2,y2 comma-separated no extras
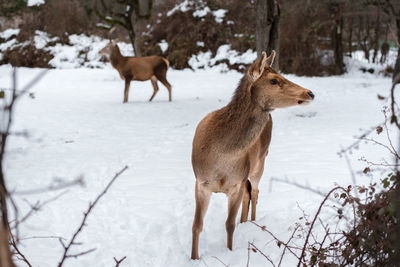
190,51,315,259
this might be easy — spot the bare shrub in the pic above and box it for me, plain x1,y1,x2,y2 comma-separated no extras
0,44,54,68
19,0,93,39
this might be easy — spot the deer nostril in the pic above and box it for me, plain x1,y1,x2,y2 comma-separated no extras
307,91,315,100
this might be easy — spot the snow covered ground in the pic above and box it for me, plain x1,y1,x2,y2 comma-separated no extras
0,63,396,266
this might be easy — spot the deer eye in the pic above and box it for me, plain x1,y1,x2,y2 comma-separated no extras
270,79,278,85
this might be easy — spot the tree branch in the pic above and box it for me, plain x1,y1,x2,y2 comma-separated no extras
57,166,128,267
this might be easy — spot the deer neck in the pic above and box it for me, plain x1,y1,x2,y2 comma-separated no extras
110,45,125,69
217,76,270,152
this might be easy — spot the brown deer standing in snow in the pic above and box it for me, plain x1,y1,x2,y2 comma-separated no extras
99,29,172,103
190,51,314,260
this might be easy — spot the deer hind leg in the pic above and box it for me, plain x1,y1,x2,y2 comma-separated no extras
226,180,246,250
240,180,251,223
191,181,211,260
149,75,159,102
155,71,172,102
160,78,172,102
123,78,131,103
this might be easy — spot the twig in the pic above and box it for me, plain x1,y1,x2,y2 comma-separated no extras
249,242,276,267
269,177,326,197
337,122,385,156
65,248,97,259
390,74,400,129
342,146,358,192
247,241,251,267
57,166,128,267
278,225,300,266
251,221,300,260
13,178,84,195
114,256,127,267
20,235,66,241
9,231,32,267
12,191,68,229
114,256,127,266
211,256,228,267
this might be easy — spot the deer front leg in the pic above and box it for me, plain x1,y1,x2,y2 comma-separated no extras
149,76,159,102
226,180,246,250
123,78,131,103
249,163,264,221
240,180,251,223
250,187,259,221
191,181,211,260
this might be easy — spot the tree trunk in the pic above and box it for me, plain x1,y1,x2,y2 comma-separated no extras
394,18,400,84
364,15,371,61
0,224,16,267
124,5,142,57
348,17,353,56
0,162,14,267
139,0,151,17
330,1,344,75
372,8,380,63
256,0,280,69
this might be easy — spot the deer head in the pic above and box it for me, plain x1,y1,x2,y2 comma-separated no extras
99,41,117,55
99,26,118,56
247,51,314,110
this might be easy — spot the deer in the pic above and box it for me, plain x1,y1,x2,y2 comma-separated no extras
99,28,172,103
190,50,315,260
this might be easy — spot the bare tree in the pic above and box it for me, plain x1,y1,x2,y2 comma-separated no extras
256,0,280,69
94,0,152,57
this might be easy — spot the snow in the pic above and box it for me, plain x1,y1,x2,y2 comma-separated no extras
0,30,137,69
1,59,396,266
47,34,134,68
192,7,211,18
166,0,226,23
158,40,168,54
27,0,45,6
167,0,192,16
212,9,227,23
0,38,17,51
0,28,20,40
188,44,257,70
34,30,59,49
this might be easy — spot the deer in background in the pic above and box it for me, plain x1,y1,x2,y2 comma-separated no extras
99,28,172,103
190,51,315,259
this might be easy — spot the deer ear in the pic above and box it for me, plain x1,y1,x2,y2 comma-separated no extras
266,50,276,67
248,51,268,81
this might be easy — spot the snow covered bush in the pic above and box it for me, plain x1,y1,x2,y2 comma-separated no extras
0,29,134,68
141,0,256,70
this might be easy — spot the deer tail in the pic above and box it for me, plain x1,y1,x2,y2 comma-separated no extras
161,57,170,68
